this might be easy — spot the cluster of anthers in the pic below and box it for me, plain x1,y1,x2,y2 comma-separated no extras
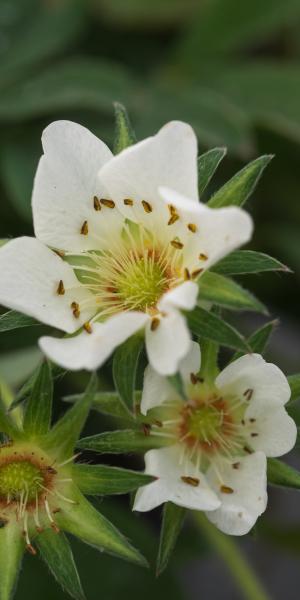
0,444,75,554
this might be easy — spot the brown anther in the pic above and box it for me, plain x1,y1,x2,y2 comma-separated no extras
142,424,151,436
190,372,201,385
244,446,253,454
51,523,60,534
123,198,134,206
187,223,197,233
184,268,191,280
83,322,92,334
168,213,180,226
80,220,89,235
154,420,163,428
100,198,115,208
241,419,245,425
142,200,152,213
181,476,200,487
57,280,65,295
26,544,37,556
93,196,101,211
171,239,184,250
71,301,80,318
54,249,65,258
232,462,240,470
151,317,160,331
191,268,204,279
220,485,234,494
52,508,61,514
45,466,57,475
251,432,259,437
249,418,256,423
199,253,208,261
243,388,253,400
36,527,44,534
168,204,177,215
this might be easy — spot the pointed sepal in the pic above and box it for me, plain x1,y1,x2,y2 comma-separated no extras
77,429,171,454
198,147,226,196
23,360,53,438
0,522,24,600
232,320,278,361
156,503,186,576
267,458,300,489
187,306,249,352
73,464,154,496
113,333,144,410
113,102,137,154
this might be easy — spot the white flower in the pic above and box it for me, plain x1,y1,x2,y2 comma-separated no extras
0,121,252,374
134,347,297,535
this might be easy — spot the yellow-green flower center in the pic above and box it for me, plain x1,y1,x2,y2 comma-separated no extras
187,404,222,444
0,459,44,502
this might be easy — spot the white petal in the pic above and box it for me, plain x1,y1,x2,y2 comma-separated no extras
159,281,198,312
0,237,95,333
216,354,291,408
206,452,267,536
145,310,191,375
39,311,149,370
32,120,122,252
140,365,175,415
178,341,201,385
159,187,253,272
98,121,198,229
133,446,220,512
244,404,297,457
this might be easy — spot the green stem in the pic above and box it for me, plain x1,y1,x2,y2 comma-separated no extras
194,512,270,600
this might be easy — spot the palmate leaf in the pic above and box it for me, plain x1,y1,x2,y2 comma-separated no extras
63,390,135,422
36,530,85,600
0,310,38,332
113,333,144,410
198,147,226,195
232,320,278,361
0,522,24,600
187,306,249,352
199,272,267,313
78,430,171,454
56,488,147,567
156,503,186,576
23,360,53,437
73,464,154,496
267,458,300,489
113,102,137,154
212,250,289,275
207,155,273,208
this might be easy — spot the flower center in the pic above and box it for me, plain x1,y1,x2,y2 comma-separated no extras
114,254,170,312
185,404,223,444
0,459,44,502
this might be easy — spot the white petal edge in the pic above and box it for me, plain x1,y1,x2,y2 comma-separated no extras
206,452,267,536
145,310,191,376
159,281,198,312
133,446,220,512
39,311,149,370
244,403,297,457
0,237,96,333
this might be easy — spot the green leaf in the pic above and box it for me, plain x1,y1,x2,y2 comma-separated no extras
287,374,300,406
0,346,41,388
187,306,249,352
267,458,300,489
113,334,144,410
43,374,97,460
63,390,135,422
56,488,147,567
167,373,186,400
36,529,85,600
232,320,278,361
199,272,267,313
0,522,24,600
0,392,22,440
113,102,137,154
198,338,219,383
0,310,38,332
208,155,273,208
212,250,289,275
73,464,154,496
156,503,186,576
198,147,226,196
23,360,53,438
78,429,171,454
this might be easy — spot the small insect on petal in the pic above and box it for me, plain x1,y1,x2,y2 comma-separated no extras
124,198,134,206
83,322,92,334
57,280,65,295
80,220,89,235
187,223,197,233
181,476,200,487
93,196,101,211
191,268,204,279
142,200,152,213
100,198,115,209
151,317,160,331
220,485,234,494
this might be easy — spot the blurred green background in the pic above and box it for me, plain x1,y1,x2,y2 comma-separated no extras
1,0,300,598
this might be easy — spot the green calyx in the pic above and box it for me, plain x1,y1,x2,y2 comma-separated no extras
0,459,43,502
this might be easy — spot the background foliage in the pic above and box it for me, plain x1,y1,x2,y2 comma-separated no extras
0,1,300,598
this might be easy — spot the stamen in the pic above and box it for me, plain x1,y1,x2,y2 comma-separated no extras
141,200,152,213
191,268,204,279
151,317,160,331
80,220,89,235
44,498,60,533
71,301,80,318
168,213,179,226
181,476,200,487
100,199,115,209
187,223,197,233
58,453,81,468
54,249,65,258
124,198,134,206
220,485,234,494
243,388,253,401
232,462,240,469
93,196,101,211
251,433,258,437
171,239,184,250
83,322,92,334
199,253,208,261
57,280,65,295
184,268,191,280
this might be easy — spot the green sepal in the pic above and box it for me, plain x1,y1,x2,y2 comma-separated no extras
167,373,186,400
43,373,97,459
198,338,219,383
232,320,278,361
36,529,85,600
212,250,289,275
0,393,22,440
73,463,154,495
198,147,226,196
199,271,267,313
287,374,300,406
113,102,136,154
63,390,136,422
23,360,53,438
113,333,144,410
187,306,249,352
0,310,38,332
10,364,65,412
0,522,24,600
267,458,300,489
208,155,273,208
77,429,171,454
55,487,148,567
156,503,186,576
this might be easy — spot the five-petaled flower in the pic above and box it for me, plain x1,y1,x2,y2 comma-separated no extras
134,346,297,535
0,120,252,374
